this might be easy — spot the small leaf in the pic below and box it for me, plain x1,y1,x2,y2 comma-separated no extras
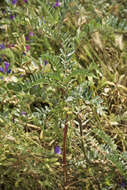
40,130,43,140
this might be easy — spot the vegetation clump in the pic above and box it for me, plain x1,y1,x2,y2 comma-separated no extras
0,0,127,189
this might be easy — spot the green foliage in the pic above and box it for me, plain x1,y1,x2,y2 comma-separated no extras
0,0,127,190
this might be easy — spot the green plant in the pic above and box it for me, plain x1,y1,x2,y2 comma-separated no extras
0,0,127,190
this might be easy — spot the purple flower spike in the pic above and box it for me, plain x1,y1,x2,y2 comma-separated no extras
0,67,4,73
56,0,61,7
0,44,5,49
44,60,47,65
4,61,10,72
10,15,14,20
24,0,28,3
54,146,61,154
12,0,18,5
25,35,29,41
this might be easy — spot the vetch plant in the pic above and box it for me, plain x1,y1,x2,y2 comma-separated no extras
0,0,127,190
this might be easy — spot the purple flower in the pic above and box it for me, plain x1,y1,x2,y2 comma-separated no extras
120,178,126,188
7,69,11,74
25,32,34,41
2,9,6,14
20,74,23,77
44,60,47,65
12,0,18,5
25,35,29,41
0,67,4,73
56,0,61,7
21,111,27,116
29,32,34,36
54,146,61,154
10,15,14,20
26,45,30,52
10,13,16,20
0,44,5,49
0,62,11,74
24,0,28,2
4,61,10,72
54,0,61,7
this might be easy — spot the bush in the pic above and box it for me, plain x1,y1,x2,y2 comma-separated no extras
0,0,127,189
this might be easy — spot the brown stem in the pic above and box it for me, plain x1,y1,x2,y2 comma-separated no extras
63,114,68,189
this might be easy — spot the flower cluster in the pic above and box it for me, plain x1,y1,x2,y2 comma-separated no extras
0,61,11,74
